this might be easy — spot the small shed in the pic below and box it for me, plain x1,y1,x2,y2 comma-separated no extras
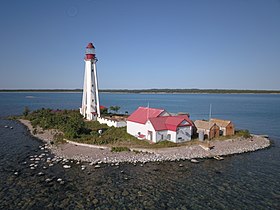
194,120,220,139
210,118,234,136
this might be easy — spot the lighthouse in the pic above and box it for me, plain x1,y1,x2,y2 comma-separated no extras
80,43,100,120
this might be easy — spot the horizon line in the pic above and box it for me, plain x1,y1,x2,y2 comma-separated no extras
0,88,280,93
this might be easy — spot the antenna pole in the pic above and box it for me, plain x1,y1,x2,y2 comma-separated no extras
209,103,212,120
147,102,150,119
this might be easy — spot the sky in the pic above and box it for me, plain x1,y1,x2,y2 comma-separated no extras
0,0,280,90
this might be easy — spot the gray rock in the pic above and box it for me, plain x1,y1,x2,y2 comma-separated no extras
63,165,71,169
92,199,98,205
190,159,199,163
45,178,52,183
95,165,101,168
38,172,44,176
122,190,129,196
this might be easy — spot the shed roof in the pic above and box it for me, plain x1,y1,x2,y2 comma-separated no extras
210,118,232,127
194,120,218,130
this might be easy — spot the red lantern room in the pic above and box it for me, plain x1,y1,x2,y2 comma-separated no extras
85,43,96,60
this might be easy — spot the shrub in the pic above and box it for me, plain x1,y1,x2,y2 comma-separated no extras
109,106,120,114
27,108,85,139
111,147,130,152
236,130,251,138
23,106,30,117
132,150,141,154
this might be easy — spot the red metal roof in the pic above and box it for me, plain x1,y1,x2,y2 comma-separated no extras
174,114,193,126
100,105,106,110
149,115,192,131
127,107,165,124
149,117,167,130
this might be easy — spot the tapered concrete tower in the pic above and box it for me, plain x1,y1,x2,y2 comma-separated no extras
80,43,100,120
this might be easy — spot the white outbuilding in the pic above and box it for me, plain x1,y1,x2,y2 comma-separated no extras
127,107,193,143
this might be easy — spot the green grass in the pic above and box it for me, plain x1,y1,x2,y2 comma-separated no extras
150,140,178,148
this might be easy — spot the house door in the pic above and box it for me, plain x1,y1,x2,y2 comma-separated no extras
147,131,153,141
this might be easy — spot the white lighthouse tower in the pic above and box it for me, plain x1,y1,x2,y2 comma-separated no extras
80,43,100,120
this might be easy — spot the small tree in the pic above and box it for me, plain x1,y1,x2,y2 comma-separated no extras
110,106,120,114
23,106,30,117
100,107,108,115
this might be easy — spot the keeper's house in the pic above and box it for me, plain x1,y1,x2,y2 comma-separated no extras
127,107,193,143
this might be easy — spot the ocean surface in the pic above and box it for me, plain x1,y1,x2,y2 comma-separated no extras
0,92,279,209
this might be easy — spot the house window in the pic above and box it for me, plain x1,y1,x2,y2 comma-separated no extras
167,134,171,140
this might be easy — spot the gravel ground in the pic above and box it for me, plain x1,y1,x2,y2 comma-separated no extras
19,119,270,164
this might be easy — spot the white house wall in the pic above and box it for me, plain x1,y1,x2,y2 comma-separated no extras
127,121,147,138
167,130,177,143
155,128,191,143
145,120,157,142
156,130,168,142
127,120,193,143
176,126,192,142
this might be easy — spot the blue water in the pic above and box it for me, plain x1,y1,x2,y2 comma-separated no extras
0,92,279,209
1,92,279,138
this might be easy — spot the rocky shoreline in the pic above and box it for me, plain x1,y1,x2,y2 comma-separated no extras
19,119,271,165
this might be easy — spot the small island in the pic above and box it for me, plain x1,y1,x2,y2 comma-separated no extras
12,43,271,165
17,107,270,165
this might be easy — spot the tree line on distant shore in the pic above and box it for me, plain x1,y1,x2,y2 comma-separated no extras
1,88,280,94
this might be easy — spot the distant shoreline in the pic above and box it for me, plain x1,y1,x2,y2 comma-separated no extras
1,89,280,94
